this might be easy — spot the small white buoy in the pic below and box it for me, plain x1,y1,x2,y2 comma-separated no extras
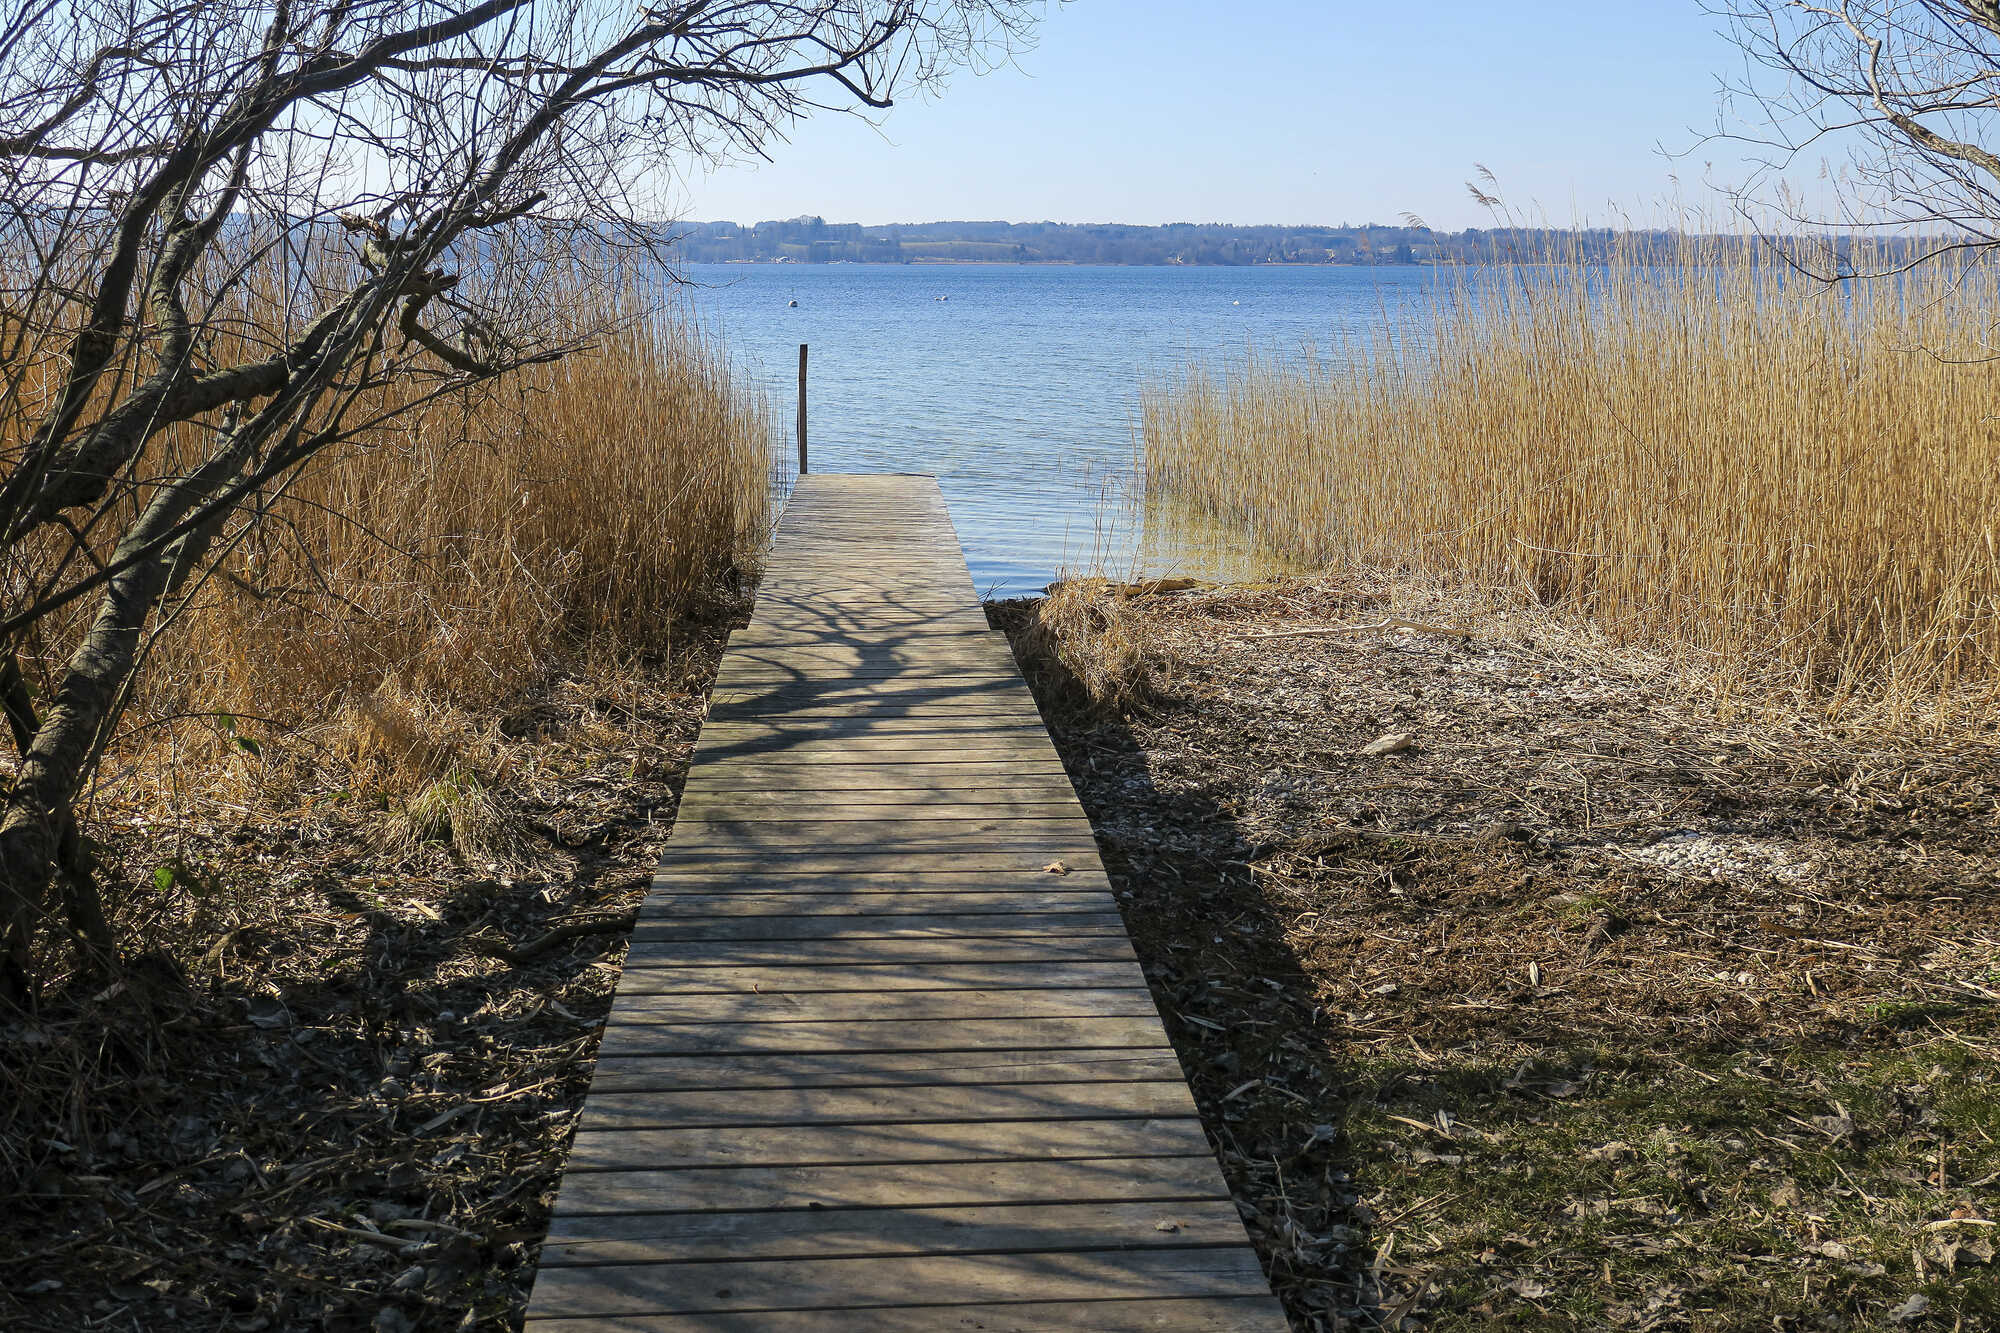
1231,300,1241,306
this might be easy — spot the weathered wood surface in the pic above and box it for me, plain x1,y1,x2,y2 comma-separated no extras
525,474,1284,1330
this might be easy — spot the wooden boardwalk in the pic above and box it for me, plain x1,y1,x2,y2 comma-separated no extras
525,475,1287,1331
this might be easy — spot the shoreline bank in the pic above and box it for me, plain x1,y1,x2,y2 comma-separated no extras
992,575,2000,1331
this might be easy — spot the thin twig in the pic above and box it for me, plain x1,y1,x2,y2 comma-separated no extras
462,915,636,965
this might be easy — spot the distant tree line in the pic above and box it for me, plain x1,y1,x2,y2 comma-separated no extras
668,218,1819,266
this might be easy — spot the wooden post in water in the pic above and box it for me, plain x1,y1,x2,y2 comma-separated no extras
796,343,808,475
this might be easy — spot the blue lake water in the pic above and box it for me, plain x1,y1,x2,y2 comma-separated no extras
674,262,1440,597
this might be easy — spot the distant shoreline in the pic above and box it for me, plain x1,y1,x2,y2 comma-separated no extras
668,217,1695,267
704,256,1412,267
674,219,1903,268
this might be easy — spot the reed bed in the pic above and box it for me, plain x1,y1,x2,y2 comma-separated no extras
166,296,773,714
4,269,774,801
1142,242,2000,727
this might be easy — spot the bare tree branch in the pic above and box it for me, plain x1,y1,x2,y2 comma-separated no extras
1709,1,2000,274
0,0,1045,998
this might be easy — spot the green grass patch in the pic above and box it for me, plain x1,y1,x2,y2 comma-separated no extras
1336,1041,1999,1329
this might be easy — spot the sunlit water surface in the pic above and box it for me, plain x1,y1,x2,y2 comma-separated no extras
674,262,1438,598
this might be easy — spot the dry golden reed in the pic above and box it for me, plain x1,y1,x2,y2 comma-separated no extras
160,293,773,717
1142,239,2000,726
4,270,773,795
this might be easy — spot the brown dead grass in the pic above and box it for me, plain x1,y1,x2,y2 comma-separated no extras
0,272,774,991
1012,577,1184,713
136,287,772,746
0,636,733,1331
997,574,2000,1332
3,267,773,820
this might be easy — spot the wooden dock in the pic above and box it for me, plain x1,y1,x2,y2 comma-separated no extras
524,474,1286,1331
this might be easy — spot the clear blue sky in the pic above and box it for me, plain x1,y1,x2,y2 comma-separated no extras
677,2,1764,230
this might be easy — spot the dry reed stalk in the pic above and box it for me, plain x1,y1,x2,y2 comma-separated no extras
1142,237,2000,730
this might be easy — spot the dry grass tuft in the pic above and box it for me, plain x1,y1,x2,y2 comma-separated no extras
1015,577,1180,714
344,687,469,790
1143,238,2000,730
341,684,519,858
391,767,510,859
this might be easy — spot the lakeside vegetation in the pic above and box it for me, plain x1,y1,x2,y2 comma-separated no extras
5,274,773,975
0,274,779,1326
1018,233,2000,1322
1141,238,2000,730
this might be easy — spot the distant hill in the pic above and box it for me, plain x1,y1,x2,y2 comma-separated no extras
666,217,1687,266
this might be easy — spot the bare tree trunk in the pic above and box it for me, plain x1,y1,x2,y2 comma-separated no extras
0,479,219,997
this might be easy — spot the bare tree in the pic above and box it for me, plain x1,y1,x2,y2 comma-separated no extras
0,0,1039,1000
1708,2,2000,269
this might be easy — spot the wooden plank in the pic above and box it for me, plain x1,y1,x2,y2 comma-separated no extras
686,747,1067,766
540,1196,1238,1261
544,1153,1229,1218
660,818,1101,842
720,636,1015,652
717,661,1025,680
625,912,1129,943
707,682,1039,702
696,716,1048,735
654,838,1100,857
650,855,1108,880
665,819,1101,848
619,937,1137,968
636,891,1116,917
584,1049,1189,1094
649,855,1105,877
728,618,996,636
679,769,1076,792
704,709,1048,727
594,1015,1174,1056
658,838,1104,859
525,1297,1285,1332
670,798,1085,822
642,870,1115,896
610,961,1145,995
708,682,1037,706
705,709,1049,726
712,668,1026,688
602,988,1159,1026
695,722,1052,742
565,1116,1211,1173
707,699,1044,715
569,1081,1199,1134
527,1247,1273,1318
678,788,1081,812
702,705,1036,723
694,745,1061,764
